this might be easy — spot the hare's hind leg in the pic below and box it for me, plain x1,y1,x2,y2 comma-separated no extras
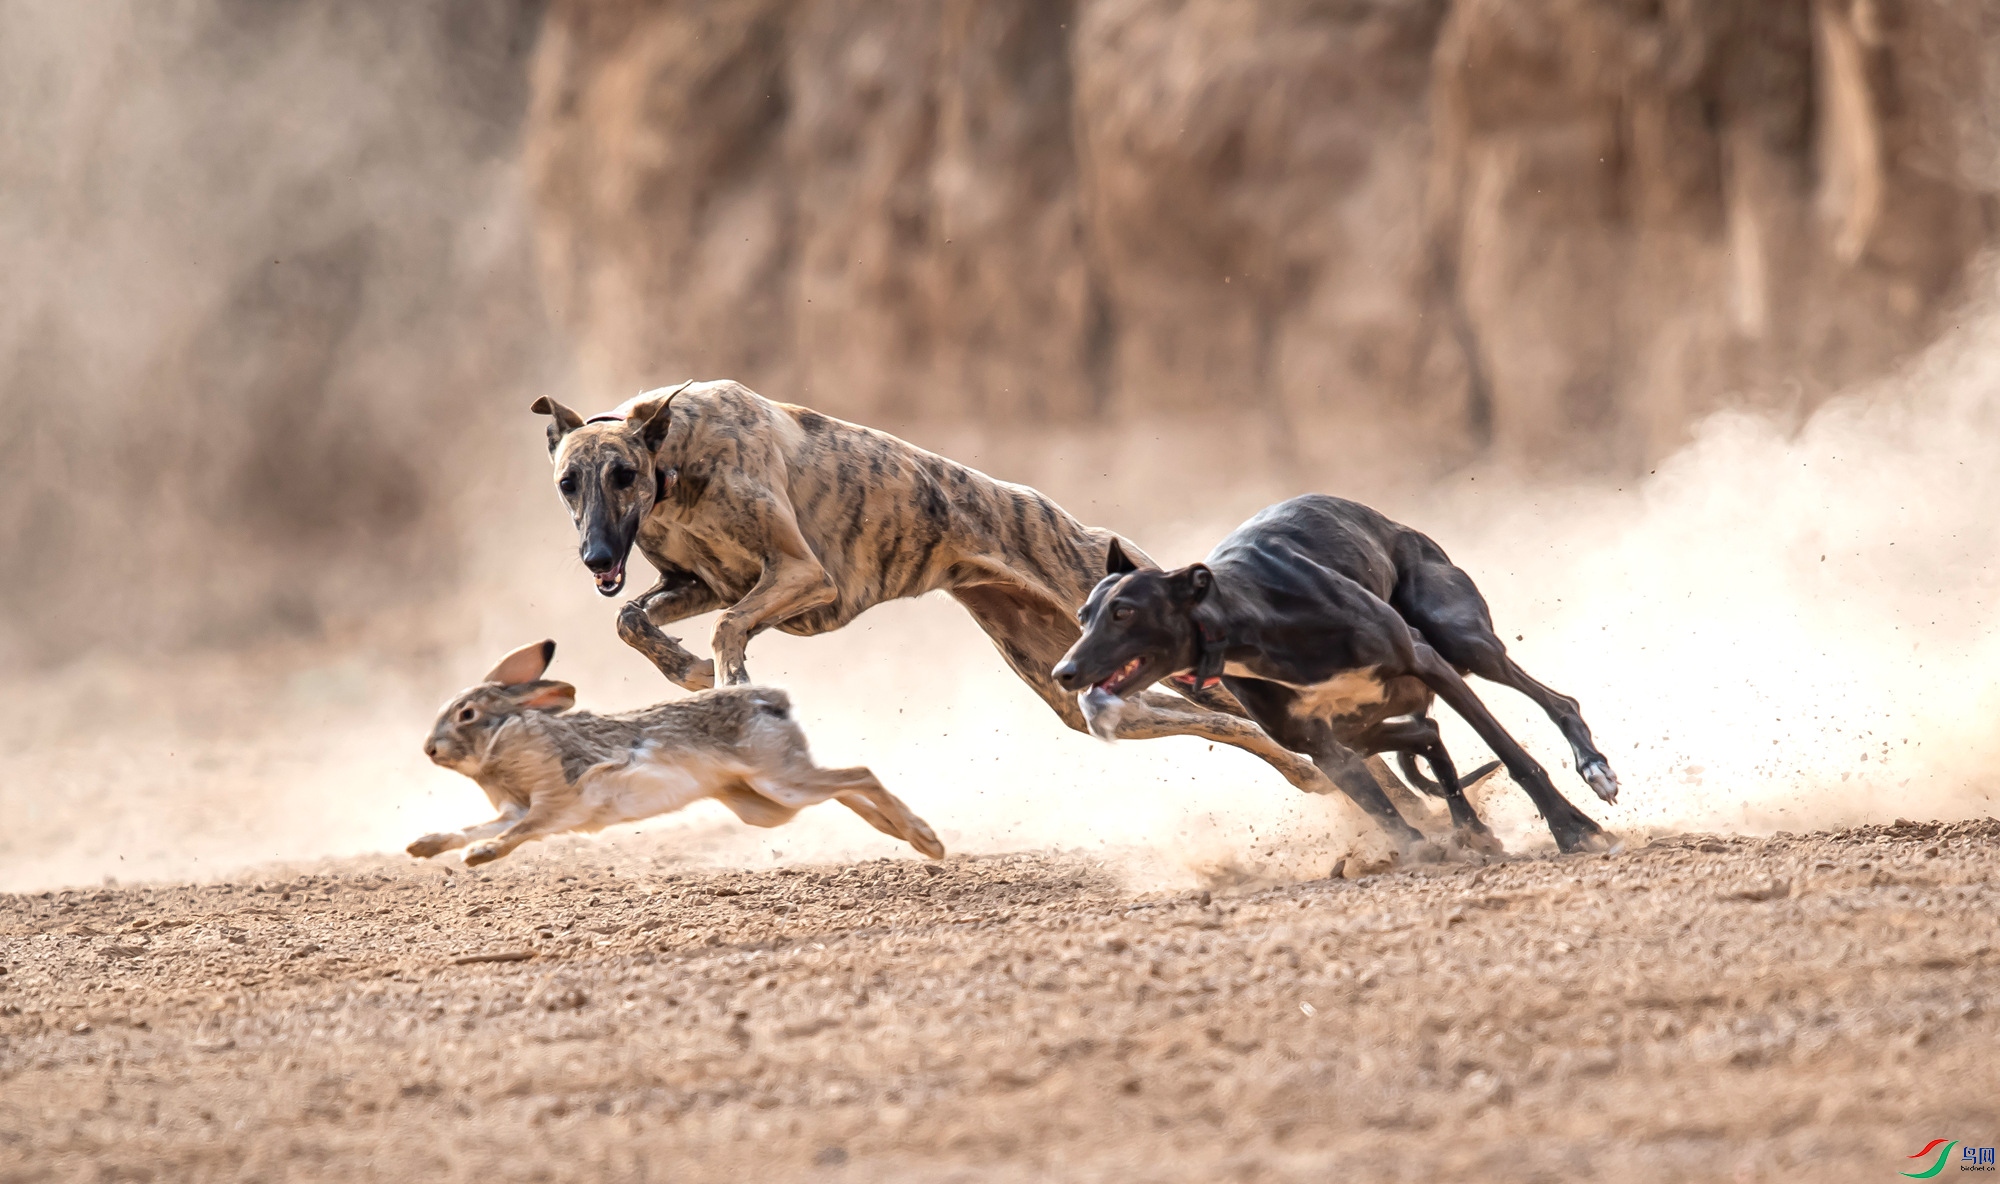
817,768,945,859
408,809,521,859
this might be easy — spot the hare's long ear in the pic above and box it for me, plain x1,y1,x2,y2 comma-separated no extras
484,639,556,686
506,680,576,714
530,397,586,456
627,380,694,453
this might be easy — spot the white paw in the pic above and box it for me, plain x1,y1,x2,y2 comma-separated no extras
1581,759,1619,804
1079,687,1129,742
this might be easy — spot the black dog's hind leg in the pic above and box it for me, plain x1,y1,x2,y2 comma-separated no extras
617,567,726,690
1394,558,1619,803
1407,642,1612,854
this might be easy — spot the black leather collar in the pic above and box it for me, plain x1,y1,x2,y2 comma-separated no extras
1170,614,1227,692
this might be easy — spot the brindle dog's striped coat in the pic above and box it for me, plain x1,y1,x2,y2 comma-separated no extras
531,380,1348,803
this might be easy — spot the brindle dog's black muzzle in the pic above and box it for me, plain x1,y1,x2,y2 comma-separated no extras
580,517,639,596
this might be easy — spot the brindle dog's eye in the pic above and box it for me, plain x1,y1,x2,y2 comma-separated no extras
457,707,478,723
558,475,578,496
610,467,636,490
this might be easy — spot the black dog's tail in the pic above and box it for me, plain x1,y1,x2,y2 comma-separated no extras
1396,752,1502,798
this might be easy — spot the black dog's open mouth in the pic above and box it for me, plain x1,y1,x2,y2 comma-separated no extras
1094,656,1146,697
594,560,626,596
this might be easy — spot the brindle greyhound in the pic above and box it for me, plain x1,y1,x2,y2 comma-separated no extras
1051,495,1617,854
529,380,1348,803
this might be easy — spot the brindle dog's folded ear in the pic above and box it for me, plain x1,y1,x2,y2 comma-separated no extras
627,379,694,453
1105,538,1141,577
530,397,586,456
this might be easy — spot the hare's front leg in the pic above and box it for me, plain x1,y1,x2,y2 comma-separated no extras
461,795,595,866
407,809,520,859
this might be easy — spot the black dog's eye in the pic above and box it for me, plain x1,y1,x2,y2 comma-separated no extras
558,474,578,496
1112,605,1133,622
609,466,636,490
457,706,478,723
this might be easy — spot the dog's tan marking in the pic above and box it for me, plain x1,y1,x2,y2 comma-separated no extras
1222,663,1392,722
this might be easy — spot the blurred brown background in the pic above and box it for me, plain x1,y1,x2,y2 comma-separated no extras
5,0,1999,665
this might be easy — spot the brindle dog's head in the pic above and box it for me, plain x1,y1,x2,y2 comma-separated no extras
531,382,690,597
1051,540,1214,697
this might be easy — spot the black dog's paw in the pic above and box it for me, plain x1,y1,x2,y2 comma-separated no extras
1579,758,1620,805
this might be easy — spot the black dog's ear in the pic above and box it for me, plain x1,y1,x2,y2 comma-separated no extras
1105,538,1140,577
530,397,586,456
627,380,694,453
1173,564,1214,606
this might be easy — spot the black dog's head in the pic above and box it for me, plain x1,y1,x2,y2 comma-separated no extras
531,382,690,597
1052,540,1213,697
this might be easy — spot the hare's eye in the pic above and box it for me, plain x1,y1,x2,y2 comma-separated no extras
457,707,478,723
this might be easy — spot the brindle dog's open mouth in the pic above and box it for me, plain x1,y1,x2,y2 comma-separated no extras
595,560,626,597
1094,656,1147,697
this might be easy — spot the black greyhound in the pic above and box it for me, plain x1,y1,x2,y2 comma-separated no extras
1051,495,1616,854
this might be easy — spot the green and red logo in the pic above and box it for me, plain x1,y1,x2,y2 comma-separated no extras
1903,1140,1958,1178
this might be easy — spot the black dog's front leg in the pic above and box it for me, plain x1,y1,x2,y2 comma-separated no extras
616,567,726,690
1224,676,1428,851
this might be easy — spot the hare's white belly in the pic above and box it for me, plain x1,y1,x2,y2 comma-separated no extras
578,751,737,827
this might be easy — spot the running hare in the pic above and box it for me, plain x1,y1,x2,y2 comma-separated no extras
411,640,943,865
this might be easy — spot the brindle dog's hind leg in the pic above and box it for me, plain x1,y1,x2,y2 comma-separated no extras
949,584,1342,799
617,567,725,690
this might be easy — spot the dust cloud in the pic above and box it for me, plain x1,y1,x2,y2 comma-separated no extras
3,6,1996,895
8,281,1998,892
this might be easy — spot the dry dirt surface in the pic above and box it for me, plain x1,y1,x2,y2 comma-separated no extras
3,819,1998,1183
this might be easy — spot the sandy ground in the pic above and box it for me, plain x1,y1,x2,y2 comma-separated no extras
3,816,1997,1183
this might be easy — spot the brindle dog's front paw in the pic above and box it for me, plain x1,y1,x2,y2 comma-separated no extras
678,659,716,691
462,841,504,867
407,834,456,859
